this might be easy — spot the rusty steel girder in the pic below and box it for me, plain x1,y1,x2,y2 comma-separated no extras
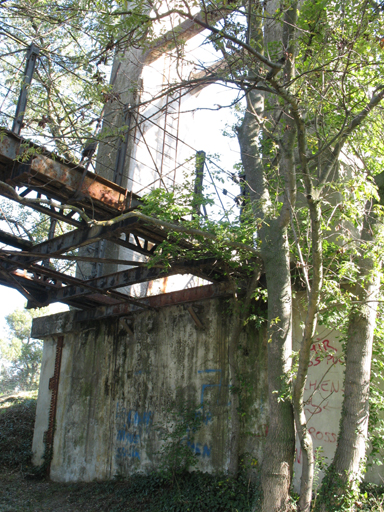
0,128,237,315
0,128,141,219
21,154,134,212
47,265,183,303
4,216,142,267
74,281,232,322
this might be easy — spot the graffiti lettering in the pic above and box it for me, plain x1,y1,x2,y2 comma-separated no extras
115,404,153,463
186,440,212,458
308,339,343,367
304,380,342,394
304,397,339,415
308,427,337,443
311,339,337,354
117,431,140,444
116,403,153,429
116,446,140,460
296,429,338,465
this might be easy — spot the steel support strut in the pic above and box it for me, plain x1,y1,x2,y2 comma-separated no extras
12,44,40,135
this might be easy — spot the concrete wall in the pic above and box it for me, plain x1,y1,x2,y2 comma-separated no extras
32,296,383,486
32,297,267,481
292,306,345,488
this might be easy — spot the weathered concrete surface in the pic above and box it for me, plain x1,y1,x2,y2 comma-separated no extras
32,338,56,466
292,313,345,490
32,295,383,486
291,296,384,489
32,297,267,481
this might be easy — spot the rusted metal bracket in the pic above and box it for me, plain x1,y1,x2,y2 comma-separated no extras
119,317,134,336
186,305,205,330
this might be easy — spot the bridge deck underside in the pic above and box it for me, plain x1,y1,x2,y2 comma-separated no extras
0,129,243,319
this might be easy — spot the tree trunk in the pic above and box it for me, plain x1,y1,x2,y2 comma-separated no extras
228,295,242,477
228,271,261,476
259,222,296,512
315,213,380,511
292,199,323,512
236,5,297,505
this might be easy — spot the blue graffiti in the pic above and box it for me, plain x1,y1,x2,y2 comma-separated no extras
116,446,140,460
116,404,153,429
115,404,153,463
186,440,211,458
198,369,222,405
195,408,213,426
117,430,140,444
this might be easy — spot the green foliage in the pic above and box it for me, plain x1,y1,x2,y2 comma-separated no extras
0,306,47,394
360,483,384,512
156,399,205,481
313,463,361,512
139,182,258,282
108,471,261,512
367,302,384,467
0,393,37,471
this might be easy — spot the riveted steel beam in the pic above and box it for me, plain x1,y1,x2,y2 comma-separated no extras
0,229,33,250
0,128,141,220
5,215,141,267
46,264,182,303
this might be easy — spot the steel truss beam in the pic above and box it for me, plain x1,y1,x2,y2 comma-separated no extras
42,256,219,304
4,216,142,267
0,261,157,310
0,128,235,312
0,229,33,250
47,265,183,303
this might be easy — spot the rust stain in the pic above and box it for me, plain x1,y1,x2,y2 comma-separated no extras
29,155,127,210
44,335,64,475
160,276,169,293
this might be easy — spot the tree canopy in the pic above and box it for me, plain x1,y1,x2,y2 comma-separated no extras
0,307,47,394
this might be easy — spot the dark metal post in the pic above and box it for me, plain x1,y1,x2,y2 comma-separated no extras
194,150,206,217
43,217,57,268
12,44,40,135
113,105,131,186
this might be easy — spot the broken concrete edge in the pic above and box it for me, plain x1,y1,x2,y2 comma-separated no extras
31,281,236,338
